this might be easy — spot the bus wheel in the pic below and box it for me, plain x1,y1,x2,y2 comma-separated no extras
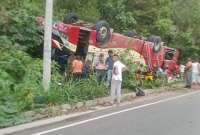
96,20,111,45
63,13,78,24
147,35,162,53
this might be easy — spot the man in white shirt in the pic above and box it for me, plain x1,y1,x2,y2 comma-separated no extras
111,54,127,104
180,64,185,80
192,60,200,85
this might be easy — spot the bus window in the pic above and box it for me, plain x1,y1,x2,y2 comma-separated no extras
165,51,175,60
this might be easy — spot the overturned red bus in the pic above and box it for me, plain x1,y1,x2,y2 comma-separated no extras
38,13,180,76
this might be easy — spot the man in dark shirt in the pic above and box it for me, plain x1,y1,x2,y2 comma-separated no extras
106,50,114,87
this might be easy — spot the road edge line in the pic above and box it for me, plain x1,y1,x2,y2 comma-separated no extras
32,90,200,135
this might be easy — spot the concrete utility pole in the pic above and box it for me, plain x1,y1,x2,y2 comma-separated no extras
42,0,53,91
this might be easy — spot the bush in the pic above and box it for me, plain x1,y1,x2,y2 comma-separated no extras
45,75,108,105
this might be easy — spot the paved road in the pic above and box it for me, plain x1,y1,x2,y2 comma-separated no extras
9,91,200,135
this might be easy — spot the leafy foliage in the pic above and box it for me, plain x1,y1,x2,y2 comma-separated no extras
54,0,100,22
97,0,136,32
47,75,107,105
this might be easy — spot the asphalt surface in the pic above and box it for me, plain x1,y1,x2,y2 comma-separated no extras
8,90,200,135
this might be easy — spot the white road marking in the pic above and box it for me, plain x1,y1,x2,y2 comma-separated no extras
32,90,200,135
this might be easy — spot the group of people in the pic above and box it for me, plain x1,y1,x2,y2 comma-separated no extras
185,58,200,88
67,51,113,85
60,51,200,105
135,63,170,86
67,50,127,104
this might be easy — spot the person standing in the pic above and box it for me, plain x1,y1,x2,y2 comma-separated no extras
105,50,114,87
65,53,75,78
185,58,192,88
82,59,92,78
95,53,107,84
198,60,200,86
162,66,169,82
72,55,83,80
180,64,185,80
110,54,127,104
191,59,200,86
136,64,146,86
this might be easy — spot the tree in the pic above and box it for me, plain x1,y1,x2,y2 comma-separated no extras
54,0,100,22
126,0,173,36
173,0,200,45
170,0,200,61
97,0,136,32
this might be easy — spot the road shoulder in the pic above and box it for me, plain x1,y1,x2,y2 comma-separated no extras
1,87,198,135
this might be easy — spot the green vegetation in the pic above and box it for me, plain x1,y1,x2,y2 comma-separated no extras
0,0,199,127
0,0,107,127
